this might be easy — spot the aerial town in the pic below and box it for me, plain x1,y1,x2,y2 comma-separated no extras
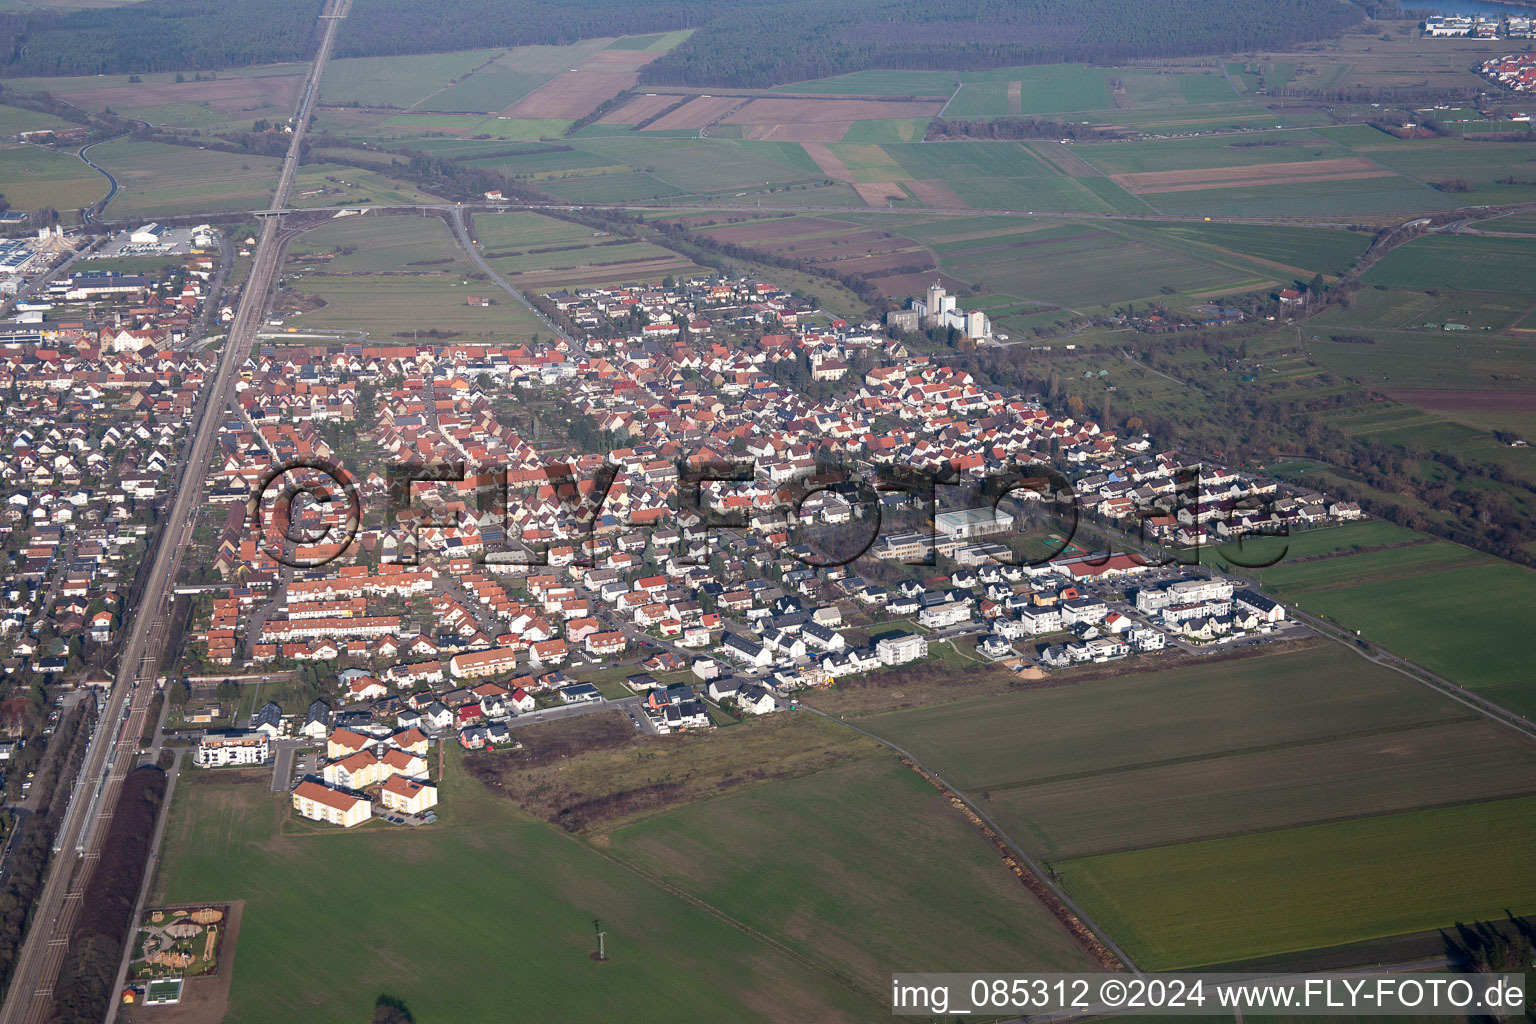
3,0,1534,1012
0,236,1353,828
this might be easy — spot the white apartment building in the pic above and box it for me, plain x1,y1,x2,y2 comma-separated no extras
194,730,270,768
876,633,928,666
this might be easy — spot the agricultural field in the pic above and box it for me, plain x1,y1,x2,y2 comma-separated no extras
89,139,282,218
1307,327,1536,391
1483,211,1536,235
1133,221,1369,279
933,222,1269,311
3,64,303,134
1241,22,1510,94
1324,133,1536,206
681,208,1350,313
606,758,1099,991
1067,129,1453,217
562,137,826,197
1274,558,1536,718
278,214,548,342
320,49,503,109
769,70,957,96
289,163,445,208
1361,234,1536,294
1212,523,1536,716
151,757,882,1023
474,209,712,289
855,642,1536,968
1059,796,1536,969
318,38,683,116
0,141,107,218
0,104,72,136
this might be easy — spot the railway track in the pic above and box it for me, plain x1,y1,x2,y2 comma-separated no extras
0,2,347,1020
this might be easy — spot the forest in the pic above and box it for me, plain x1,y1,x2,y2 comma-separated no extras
0,0,1366,84
642,0,1366,87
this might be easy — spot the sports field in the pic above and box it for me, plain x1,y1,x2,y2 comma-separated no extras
152,759,881,1023
607,758,1099,991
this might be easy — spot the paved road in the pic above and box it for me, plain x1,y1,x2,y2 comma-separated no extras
448,205,578,348
92,195,1536,237
269,740,298,792
0,3,348,1020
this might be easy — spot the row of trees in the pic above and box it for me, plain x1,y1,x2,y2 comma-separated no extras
0,704,88,1007
48,766,167,1024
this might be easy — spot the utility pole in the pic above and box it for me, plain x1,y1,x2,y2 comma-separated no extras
592,918,609,962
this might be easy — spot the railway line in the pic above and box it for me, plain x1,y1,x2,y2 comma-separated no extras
0,1,347,1020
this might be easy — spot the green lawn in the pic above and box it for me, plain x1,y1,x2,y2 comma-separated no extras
607,758,1099,991
1058,796,1536,969
153,756,881,1023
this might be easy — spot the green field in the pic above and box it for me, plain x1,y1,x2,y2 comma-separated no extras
860,645,1471,796
153,757,882,1023
0,104,71,136
281,215,548,341
1483,211,1536,234
320,50,503,109
607,758,1098,990
1308,327,1536,391
569,137,823,194
1075,131,1355,175
934,224,1268,310
1213,521,1536,716
90,139,281,217
1274,558,1536,716
853,641,1536,969
0,142,107,217
946,65,1116,117
1136,221,1369,277
1362,234,1536,293
1058,796,1536,969
988,717,1536,860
